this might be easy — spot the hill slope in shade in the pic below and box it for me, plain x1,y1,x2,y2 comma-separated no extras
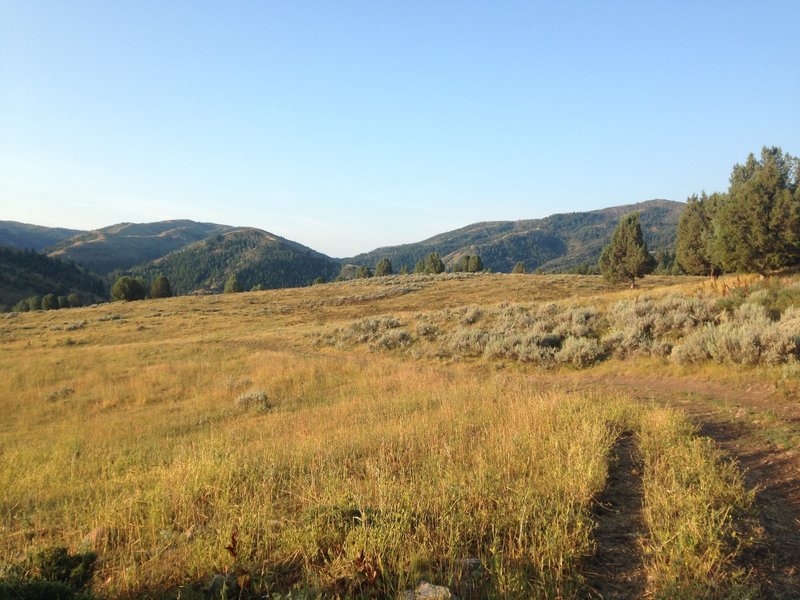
348,199,684,272
133,228,341,294
0,246,107,306
47,220,236,275
0,221,85,252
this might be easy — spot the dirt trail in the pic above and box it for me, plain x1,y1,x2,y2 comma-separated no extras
572,374,800,599
585,432,646,599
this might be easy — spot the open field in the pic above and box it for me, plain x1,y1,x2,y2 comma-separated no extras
2,273,799,599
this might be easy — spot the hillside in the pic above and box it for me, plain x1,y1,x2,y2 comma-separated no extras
133,227,341,294
348,199,684,272
0,221,85,252
0,246,107,307
47,220,236,275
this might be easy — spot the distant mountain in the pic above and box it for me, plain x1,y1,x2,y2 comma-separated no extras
0,246,107,307
347,200,684,272
47,220,236,275
0,221,85,252
132,228,341,294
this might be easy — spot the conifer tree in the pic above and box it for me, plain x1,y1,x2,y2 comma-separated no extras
223,274,243,293
599,213,655,287
375,257,393,277
111,276,147,301
468,254,483,272
676,193,720,276
150,275,173,298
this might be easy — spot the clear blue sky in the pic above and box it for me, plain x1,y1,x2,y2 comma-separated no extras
1,1,798,257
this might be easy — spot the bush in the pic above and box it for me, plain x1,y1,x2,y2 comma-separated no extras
235,390,271,412
555,336,605,367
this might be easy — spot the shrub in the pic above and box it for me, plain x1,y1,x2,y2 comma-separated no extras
555,336,605,367
370,329,412,350
449,328,489,357
235,390,271,412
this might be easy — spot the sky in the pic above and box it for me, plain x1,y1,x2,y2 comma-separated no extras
1,1,798,257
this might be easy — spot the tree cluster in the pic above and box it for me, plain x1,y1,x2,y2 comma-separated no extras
677,147,799,275
414,252,445,274
452,254,484,272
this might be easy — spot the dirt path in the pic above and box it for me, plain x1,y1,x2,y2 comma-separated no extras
571,374,800,599
584,432,646,599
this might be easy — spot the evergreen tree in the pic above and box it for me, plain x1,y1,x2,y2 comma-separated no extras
150,275,173,299
712,147,799,273
67,293,82,307
42,294,59,310
512,262,525,274
413,259,425,274
676,193,720,276
223,274,244,293
58,296,70,309
111,276,147,301
27,295,42,311
468,254,484,272
423,252,445,274
375,257,393,277
312,277,326,285
599,213,655,287
355,265,373,279
399,265,409,275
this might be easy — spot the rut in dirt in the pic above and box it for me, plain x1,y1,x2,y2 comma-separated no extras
584,431,646,599
696,418,800,600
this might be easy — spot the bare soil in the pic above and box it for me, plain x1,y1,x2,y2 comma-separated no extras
574,374,800,599
585,432,646,599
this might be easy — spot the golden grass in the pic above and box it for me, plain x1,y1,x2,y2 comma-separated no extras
0,274,760,598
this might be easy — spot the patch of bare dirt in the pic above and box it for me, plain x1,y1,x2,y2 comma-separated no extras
572,373,800,599
584,432,646,599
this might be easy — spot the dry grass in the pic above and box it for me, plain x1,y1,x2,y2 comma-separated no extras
0,273,766,598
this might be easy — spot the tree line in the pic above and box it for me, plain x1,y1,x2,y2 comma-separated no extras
598,146,798,287
676,146,798,276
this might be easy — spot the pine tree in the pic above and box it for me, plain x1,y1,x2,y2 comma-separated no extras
223,274,244,293
712,147,799,273
375,257,393,277
355,265,372,279
111,276,147,301
598,213,655,287
42,294,59,310
512,262,525,274
468,255,483,272
150,275,173,299
423,252,445,274
676,193,720,276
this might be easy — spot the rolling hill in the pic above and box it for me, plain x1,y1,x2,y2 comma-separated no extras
0,221,85,252
347,199,684,272
132,227,341,294
0,246,107,307
47,220,236,275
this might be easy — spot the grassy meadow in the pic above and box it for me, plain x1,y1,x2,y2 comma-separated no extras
2,273,794,598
